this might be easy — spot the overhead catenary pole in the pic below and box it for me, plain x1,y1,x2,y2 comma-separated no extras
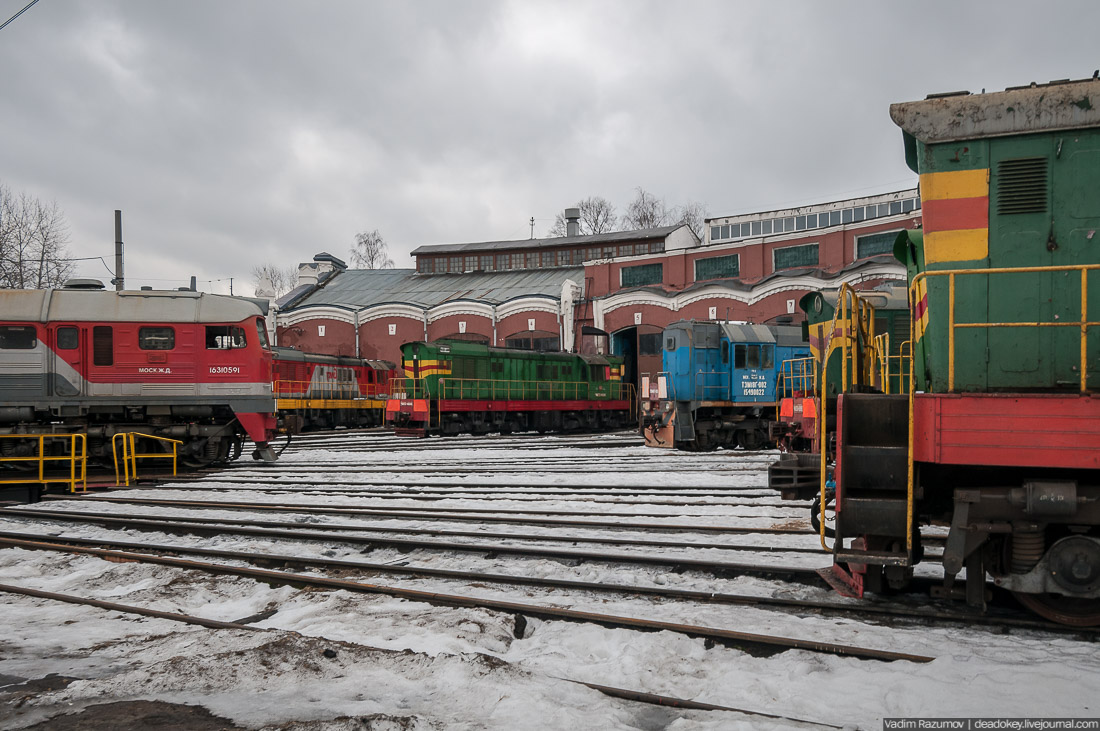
113,210,124,291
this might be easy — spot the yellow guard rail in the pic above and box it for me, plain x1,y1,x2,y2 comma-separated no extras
0,433,87,493
112,432,183,486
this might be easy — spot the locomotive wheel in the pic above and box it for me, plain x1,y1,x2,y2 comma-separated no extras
1012,592,1100,627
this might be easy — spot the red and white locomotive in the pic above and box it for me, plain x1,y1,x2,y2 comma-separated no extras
272,346,395,430
0,280,278,469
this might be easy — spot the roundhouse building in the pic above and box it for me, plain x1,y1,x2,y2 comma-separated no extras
273,190,920,395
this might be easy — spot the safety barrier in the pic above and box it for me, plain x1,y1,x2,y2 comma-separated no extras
112,432,183,487
0,433,87,493
273,379,387,400
872,334,911,395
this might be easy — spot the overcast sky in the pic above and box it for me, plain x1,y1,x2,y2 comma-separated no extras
2,1,1097,295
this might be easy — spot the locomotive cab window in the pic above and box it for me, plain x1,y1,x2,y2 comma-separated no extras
139,327,175,350
56,327,78,350
734,344,761,369
255,319,270,348
721,342,729,364
206,326,247,349
0,326,37,349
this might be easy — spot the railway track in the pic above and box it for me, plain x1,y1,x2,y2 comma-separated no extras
41,494,806,523
0,525,1068,637
0,580,847,728
0,534,932,663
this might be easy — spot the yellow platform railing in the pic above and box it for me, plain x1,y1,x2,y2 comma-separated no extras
872,334,912,395
112,432,183,487
903,263,1100,558
817,283,885,551
0,433,87,493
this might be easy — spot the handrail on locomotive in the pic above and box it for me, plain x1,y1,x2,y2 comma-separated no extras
899,263,1100,558
0,433,88,493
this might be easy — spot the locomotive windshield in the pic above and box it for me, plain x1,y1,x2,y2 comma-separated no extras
255,318,270,349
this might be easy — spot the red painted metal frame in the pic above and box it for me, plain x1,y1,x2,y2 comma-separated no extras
912,392,1100,469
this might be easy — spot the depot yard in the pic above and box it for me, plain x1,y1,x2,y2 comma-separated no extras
0,430,1097,730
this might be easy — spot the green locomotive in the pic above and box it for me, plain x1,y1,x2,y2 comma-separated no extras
824,76,1100,625
385,340,635,436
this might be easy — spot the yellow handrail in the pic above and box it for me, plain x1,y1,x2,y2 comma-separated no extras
0,433,87,493
817,283,885,551
112,432,183,486
905,262,1100,557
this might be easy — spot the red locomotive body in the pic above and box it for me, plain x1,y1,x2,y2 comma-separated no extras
272,347,395,430
0,283,278,471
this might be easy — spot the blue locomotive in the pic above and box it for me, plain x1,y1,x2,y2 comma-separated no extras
642,321,809,451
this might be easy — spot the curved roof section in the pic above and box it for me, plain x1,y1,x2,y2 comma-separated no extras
280,267,585,312
410,225,685,255
1,288,266,323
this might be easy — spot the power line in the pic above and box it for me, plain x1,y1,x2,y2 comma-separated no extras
0,0,43,33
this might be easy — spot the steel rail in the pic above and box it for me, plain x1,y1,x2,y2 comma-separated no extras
0,575,848,727
0,514,823,575
150,480,786,499
0,536,934,663
121,487,795,509
34,494,898,536
4,507,826,555
44,494,803,522
0,581,848,726
0,530,1010,631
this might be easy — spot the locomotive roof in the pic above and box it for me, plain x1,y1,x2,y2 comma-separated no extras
406,339,615,365
890,75,1100,144
0,288,267,323
666,319,796,346
271,346,393,370
410,225,685,256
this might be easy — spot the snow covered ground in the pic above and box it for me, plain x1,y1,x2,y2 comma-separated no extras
0,432,1097,730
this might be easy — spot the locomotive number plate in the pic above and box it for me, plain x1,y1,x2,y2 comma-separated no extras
210,366,241,375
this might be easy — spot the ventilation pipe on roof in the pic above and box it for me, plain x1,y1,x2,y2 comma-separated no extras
565,207,581,237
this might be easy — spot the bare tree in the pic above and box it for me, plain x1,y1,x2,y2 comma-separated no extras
674,200,708,240
619,187,673,231
350,229,394,269
0,182,74,289
548,196,618,237
251,263,299,299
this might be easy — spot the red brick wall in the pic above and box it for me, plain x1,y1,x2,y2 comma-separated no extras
497,311,561,346
276,318,356,357
427,314,493,344
358,317,425,364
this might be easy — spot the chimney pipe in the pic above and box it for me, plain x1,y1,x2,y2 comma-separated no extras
190,276,197,292
113,210,124,291
564,207,580,237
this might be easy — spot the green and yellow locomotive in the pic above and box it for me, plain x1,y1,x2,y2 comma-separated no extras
824,76,1100,625
385,340,635,436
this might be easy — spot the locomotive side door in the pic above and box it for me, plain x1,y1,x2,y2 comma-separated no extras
987,136,1053,390
48,325,84,397
1050,128,1100,390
